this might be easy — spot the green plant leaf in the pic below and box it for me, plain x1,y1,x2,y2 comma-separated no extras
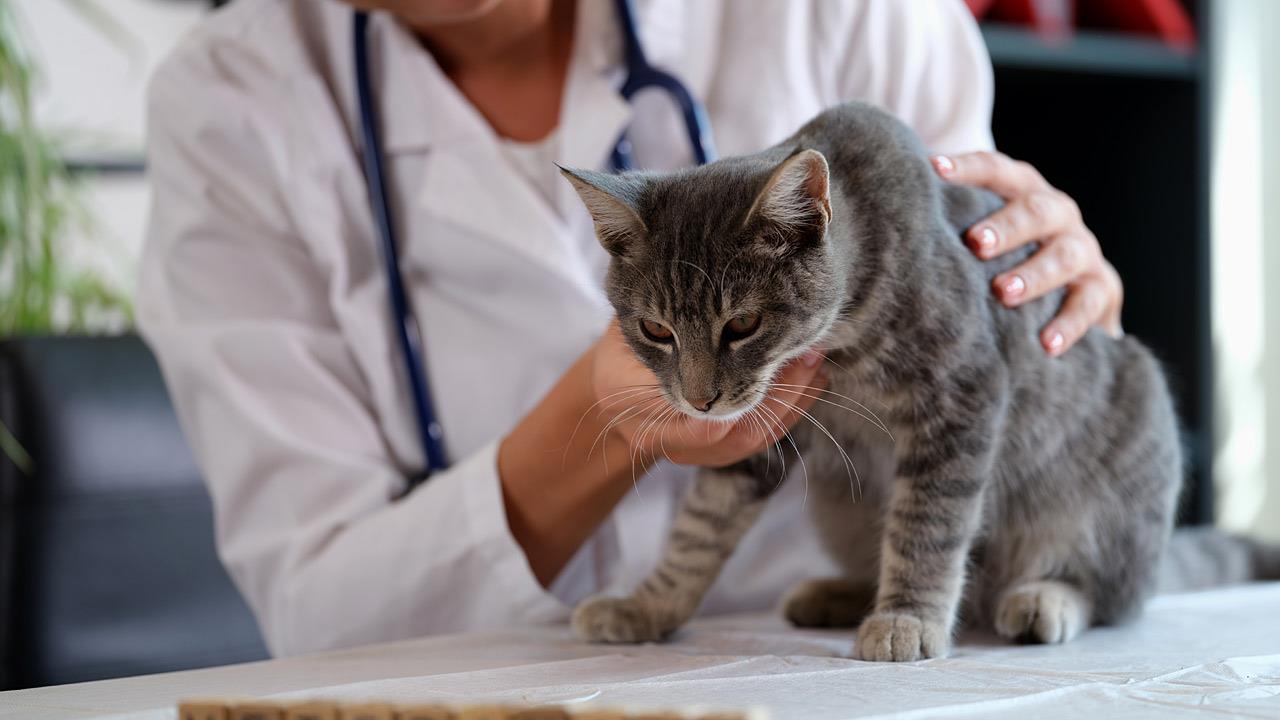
0,1,133,335
0,419,31,475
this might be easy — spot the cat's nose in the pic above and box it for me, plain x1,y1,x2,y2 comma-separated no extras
689,391,722,413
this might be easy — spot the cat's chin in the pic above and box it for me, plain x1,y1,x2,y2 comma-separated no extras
678,401,758,423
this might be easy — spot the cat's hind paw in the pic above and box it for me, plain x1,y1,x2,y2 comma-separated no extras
995,580,1091,644
571,595,667,644
783,578,875,628
855,611,950,662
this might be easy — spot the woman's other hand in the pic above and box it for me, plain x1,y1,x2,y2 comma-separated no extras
932,151,1124,356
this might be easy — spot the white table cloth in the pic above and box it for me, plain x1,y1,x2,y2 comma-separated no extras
5,584,1279,720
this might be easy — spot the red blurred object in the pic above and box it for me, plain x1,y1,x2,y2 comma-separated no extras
1078,0,1197,49
964,0,1197,50
968,0,1074,37
965,0,999,16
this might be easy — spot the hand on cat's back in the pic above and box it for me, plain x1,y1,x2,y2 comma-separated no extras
589,320,827,469
932,151,1124,356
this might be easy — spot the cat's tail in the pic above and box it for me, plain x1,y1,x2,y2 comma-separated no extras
1157,527,1280,593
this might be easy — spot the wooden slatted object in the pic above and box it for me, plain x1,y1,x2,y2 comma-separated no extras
179,701,759,720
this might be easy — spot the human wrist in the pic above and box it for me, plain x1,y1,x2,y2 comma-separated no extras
496,342,647,585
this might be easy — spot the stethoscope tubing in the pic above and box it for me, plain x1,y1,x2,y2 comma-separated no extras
353,0,715,485
353,10,449,483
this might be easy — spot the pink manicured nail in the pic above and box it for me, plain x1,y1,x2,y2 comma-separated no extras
932,155,955,176
803,350,823,368
1046,331,1065,355
1000,275,1025,299
973,226,997,254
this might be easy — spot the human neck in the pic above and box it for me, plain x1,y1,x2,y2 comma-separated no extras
412,0,575,142
413,0,572,77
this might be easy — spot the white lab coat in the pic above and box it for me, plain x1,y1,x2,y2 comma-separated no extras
139,0,995,657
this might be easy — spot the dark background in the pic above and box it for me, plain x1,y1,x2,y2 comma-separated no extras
983,1,1212,524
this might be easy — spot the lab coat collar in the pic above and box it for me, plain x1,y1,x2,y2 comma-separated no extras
371,12,483,154
395,1,640,297
372,0,688,161
385,0,688,295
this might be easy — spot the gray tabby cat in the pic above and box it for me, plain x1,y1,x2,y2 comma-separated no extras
559,101,1265,662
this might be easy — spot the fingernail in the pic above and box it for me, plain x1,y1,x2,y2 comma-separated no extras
1046,331,1065,355
999,274,1025,300
803,350,822,368
932,155,955,177
971,226,997,256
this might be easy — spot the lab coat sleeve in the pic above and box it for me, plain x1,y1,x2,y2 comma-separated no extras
827,0,996,154
137,45,566,657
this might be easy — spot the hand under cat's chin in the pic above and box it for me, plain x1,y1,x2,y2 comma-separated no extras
592,351,827,471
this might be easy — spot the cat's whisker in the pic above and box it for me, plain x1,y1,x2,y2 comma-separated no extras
598,389,663,415
740,406,770,474
634,401,683,485
761,392,862,503
818,352,857,379
748,405,788,491
636,404,671,468
655,406,680,469
636,404,683,492
717,248,747,302
769,383,894,441
746,408,774,481
593,392,664,443
590,395,666,468
753,396,808,509
770,379,886,425
586,386,662,422
616,399,665,479
627,401,672,496
677,260,716,292
564,386,662,468
821,350,851,368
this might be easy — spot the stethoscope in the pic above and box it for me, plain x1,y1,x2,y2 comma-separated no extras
353,0,717,485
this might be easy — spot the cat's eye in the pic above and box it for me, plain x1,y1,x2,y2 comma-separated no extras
641,319,674,343
723,313,762,342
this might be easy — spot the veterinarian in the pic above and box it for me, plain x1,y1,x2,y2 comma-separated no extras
138,0,1123,656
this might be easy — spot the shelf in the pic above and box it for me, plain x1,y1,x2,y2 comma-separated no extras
62,153,146,175
981,23,1200,80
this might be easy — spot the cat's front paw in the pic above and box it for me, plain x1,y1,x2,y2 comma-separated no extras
855,611,949,662
571,595,666,644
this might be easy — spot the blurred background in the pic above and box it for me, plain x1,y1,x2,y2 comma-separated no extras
1,0,1276,691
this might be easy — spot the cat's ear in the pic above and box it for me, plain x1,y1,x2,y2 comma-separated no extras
558,165,647,257
746,149,832,255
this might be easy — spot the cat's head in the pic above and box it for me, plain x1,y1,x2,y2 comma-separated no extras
562,149,843,420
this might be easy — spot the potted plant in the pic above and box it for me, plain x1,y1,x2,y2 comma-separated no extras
0,1,134,470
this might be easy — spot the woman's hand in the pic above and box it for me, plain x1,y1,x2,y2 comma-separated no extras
932,151,1124,356
589,321,826,470
498,320,825,586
